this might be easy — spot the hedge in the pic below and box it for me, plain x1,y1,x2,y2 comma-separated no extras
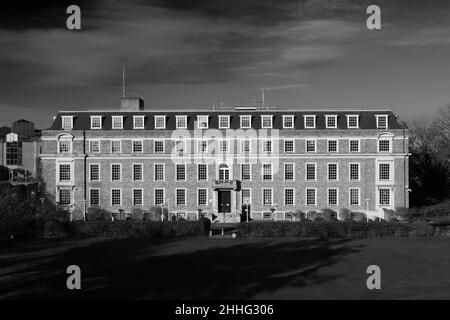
71,218,211,239
236,221,414,238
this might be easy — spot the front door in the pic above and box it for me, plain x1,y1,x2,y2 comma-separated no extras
218,191,231,213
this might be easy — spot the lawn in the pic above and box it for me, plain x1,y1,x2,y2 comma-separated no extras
0,236,449,299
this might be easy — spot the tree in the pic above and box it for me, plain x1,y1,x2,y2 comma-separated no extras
408,119,450,206
434,104,450,159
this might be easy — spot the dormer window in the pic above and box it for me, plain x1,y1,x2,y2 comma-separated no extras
283,115,294,128
240,115,251,128
376,115,389,129
304,115,316,128
347,115,359,128
112,116,123,129
197,115,209,129
176,115,188,129
325,115,338,128
133,116,145,129
90,116,102,129
61,116,73,130
218,115,230,129
261,115,273,128
154,116,166,129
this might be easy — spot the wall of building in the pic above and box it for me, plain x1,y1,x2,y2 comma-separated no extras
40,125,409,220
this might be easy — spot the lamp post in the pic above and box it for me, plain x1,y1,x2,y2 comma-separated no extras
82,199,87,222
160,203,165,221
365,199,370,224
39,197,46,220
244,200,250,223
273,204,278,221
166,198,170,220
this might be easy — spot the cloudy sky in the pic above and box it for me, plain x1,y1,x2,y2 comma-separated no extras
1,0,450,128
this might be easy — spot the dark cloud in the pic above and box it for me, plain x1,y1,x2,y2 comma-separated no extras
1,0,450,129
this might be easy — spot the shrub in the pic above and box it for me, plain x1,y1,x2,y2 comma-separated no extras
351,211,367,222
320,209,338,221
86,207,111,221
383,208,397,222
0,191,69,241
198,217,211,235
236,221,413,239
421,201,450,218
72,220,208,239
339,208,352,221
306,210,319,221
293,209,305,221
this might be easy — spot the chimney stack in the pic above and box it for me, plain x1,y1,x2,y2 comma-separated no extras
121,97,144,111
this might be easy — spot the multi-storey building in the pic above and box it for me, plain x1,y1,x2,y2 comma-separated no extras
0,132,42,181
12,119,35,142
41,97,409,222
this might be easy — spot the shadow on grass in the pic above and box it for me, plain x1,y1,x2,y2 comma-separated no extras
0,237,362,300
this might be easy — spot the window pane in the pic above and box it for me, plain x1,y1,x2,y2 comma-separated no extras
379,140,390,152
379,163,390,180
133,164,143,181
59,164,71,181
305,116,315,128
306,189,316,205
306,164,316,180
379,189,390,205
111,141,121,153
328,140,338,152
111,189,121,206
90,164,99,181
198,164,207,181
154,141,164,153
283,116,294,128
155,116,166,128
59,140,71,153
328,163,337,181
350,163,359,180
349,140,359,152
284,163,294,181
134,116,144,129
306,140,316,152
112,117,123,129
326,116,337,128
90,189,99,206
328,188,338,206
111,164,121,181
133,189,143,206
133,141,143,153
59,189,71,205
262,164,272,181
176,164,186,181
285,188,294,206
155,164,164,181
284,140,294,152
198,189,208,206
90,141,100,153
240,116,251,128
241,164,251,180
263,189,272,205
155,189,164,205
350,188,360,206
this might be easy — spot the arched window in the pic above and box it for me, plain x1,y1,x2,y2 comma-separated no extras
377,132,393,153
57,133,74,154
219,164,230,180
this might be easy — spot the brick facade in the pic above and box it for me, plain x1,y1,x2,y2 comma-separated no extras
41,101,409,221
